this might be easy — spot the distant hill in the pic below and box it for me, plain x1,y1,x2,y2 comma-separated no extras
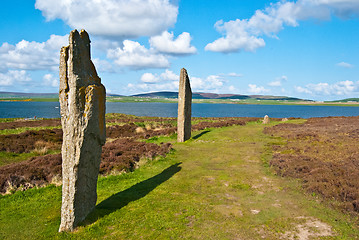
327,98,359,103
130,91,309,101
249,95,308,101
0,91,310,102
193,92,250,99
0,92,58,98
132,91,178,98
0,91,123,98
132,91,250,99
106,93,124,97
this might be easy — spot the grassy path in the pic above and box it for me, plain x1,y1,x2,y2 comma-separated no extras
1,122,358,239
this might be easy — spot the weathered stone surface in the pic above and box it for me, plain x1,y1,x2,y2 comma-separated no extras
58,29,106,232
263,115,270,124
177,68,192,142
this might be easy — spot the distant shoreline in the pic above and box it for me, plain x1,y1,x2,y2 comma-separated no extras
1,97,359,107
1,91,359,106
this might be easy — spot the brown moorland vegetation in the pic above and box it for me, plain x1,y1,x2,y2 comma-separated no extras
0,116,257,154
0,118,60,130
264,116,359,215
0,115,258,194
0,129,62,153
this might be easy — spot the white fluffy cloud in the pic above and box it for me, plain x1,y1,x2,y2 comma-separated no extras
0,70,31,86
314,0,359,18
268,80,282,87
295,80,359,95
91,39,121,52
205,75,224,88
160,69,179,81
0,34,68,71
35,0,178,38
190,75,225,91
295,86,312,94
227,72,243,77
140,70,178,84
248,84,270,94
336,61,354,68
127,81,178,92
205,19,267,53
129,71,228,93
228,85,237,92
205,1,297,53
92,58,114,73
107,40,170,69
268,75,288,87
206,0,359,53
141,73,160,83
149,31,197,55
43,73,58,87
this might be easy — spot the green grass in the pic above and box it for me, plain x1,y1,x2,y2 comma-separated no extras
107,96,176,103
0,126,61,135
145,133,178,145
0,122,358,239
0,98,59,102
0,118,22,123
105,113,138,119
30,98,59,102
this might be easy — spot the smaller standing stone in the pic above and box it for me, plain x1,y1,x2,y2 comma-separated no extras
263,115,270,124
177,68,192,142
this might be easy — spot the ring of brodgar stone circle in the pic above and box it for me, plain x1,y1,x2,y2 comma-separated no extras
177,68,192,142
58,29,106,232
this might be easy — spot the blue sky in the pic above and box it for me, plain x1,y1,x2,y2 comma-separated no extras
0,0,358,101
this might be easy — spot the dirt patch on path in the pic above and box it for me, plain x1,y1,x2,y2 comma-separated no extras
281,217,334,240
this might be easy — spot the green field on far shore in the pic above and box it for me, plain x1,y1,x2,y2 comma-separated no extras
1,95,359,107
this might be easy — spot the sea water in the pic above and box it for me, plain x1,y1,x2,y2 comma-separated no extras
1,101,359,119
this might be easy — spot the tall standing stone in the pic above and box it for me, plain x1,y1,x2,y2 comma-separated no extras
58,29,106,232
177,68,192,142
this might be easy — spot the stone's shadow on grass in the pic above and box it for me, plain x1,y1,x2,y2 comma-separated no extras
81,162,182,226
192,130,211,140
